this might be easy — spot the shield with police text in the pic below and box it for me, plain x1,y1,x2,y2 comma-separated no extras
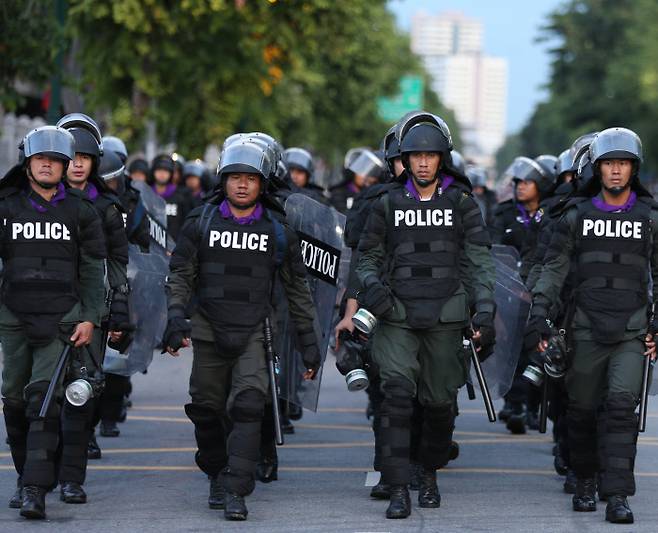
471,251,531,399
274,193,350,411
130,181,175,254
102,244,168,376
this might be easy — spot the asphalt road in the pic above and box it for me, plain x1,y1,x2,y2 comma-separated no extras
1,348,657,532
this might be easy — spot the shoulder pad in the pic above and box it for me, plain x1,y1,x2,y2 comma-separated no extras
186,204,208,221
100,191,126,212
556,195,588,216
638,196,658,210
493,199,514,214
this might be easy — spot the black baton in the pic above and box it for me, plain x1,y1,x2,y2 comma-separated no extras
468,340,497,423
539,376,549,434
639,355,652,433
39,344,72,418
264,317,284,445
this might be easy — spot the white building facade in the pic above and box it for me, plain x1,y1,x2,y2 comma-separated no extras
411,11,507,167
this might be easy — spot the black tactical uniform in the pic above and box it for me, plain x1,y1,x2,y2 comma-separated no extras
0,126,106,520
528,128,657,524
165,139,319,521
150,154,193,241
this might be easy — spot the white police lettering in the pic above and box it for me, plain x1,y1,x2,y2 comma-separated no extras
208,230,269,252
582,219,642,239
300,239,337,280
11,222,71,241
148,215,167,248
166,203,178,216
121,213,128,228
393,209,454,228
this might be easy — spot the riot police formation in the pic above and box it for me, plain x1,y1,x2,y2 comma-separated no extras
1,111,657,528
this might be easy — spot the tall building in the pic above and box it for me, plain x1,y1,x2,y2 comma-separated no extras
411,11,508,167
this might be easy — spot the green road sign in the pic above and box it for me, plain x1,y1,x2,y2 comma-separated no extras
378,75,424,123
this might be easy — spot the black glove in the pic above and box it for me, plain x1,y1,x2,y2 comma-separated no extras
524,315,552,351
108,292,131,332
162,306,191,353
358,276,393,318
472,312,496,362
302,343,321,376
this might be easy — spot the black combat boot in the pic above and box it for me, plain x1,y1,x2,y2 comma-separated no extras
506,403,527,434
60,481,87,504
605,495,633,524
553,445,568,475
256,456,278,483
526,408,540,431
418,468,440,508
498,399,513,422
224,492,248,521
20,485,46,519
88,433,102,460
370,480,390,499
208,476,225,509
386,485,411,519
572,477,597,512
9,477,23,509
100,420,120,437
563,469,577,493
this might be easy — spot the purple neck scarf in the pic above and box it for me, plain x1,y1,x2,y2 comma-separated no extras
404,174,454,201
516,203,531,227
154,183,177,199
347,182,360,194
219,199,263,225
591,191,637,213
84,182,99,202
26,182,67,213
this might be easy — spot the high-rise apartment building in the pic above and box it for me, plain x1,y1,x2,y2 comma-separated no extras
411,11,508,167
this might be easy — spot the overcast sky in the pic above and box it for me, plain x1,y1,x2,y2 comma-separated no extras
388,0,564,134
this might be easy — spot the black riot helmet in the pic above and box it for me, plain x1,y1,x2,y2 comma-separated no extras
466,165,488,189
555,149,572,179
451,150,466,175
151,153,175,173
56,113,103,156
98,149,127,195
102,135,128,164
183,159,212,192
69,127,101,161
17,126,76,190
568,132,598,172
216,140,273,189
534,154,558,182
381,125,401,176
283,147,314,176
505,156,553,199
397,111,454,185
347,149,386,181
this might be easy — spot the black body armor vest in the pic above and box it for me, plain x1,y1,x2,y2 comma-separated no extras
197,210,280,355
1,192,81,345
574,200,652,343
386,187,463,329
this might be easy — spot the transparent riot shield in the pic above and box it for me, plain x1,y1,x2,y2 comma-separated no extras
102,245,168,376
131,181,175,254
471,256,531,399
274,193,350,411
492,244,522,274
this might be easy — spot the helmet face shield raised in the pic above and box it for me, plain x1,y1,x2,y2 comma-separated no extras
217,141,273,184
56,113,103,155
395,110,453,152
283,148,314,176
589,127,643,165
22,126,75,162
347,149,385,178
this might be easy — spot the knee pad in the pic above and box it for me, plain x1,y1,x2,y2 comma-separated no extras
600,393,638,497
230,389,265,423
24,381,56,420
567,406,598,476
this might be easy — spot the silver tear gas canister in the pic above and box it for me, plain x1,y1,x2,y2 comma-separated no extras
65,379,94,407
352,308,377,335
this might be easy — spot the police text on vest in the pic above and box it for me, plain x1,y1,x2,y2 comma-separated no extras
394,209,453,227
209,230,269,251
12,222,71,241
582,219,642,239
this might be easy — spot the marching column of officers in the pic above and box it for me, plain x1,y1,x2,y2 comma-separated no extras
0,108,654,526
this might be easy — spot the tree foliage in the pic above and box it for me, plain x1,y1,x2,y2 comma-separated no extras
498,0,658,175
57,0,459,159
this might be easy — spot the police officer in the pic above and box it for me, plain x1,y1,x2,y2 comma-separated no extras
128,158,149,183
330,148,386,213
183,159,212,207
492,156,553,432
0,126,106,519
56,113,132,496
150,153,193,241
164,139,320,521
356,111,495,519
465,165,497,228
282,147,328,204
527,127,657,524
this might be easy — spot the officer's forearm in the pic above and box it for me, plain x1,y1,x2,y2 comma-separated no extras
531,253,570,315
346,249,362,300
78,253,106,327
279,262,317,332
166,257,197,310
355,244,385,286
106,258,128,289
463,241,496,312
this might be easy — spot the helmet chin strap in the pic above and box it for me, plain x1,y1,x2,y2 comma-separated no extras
27,166,59,190
411,172,440,189
603,181,631,197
